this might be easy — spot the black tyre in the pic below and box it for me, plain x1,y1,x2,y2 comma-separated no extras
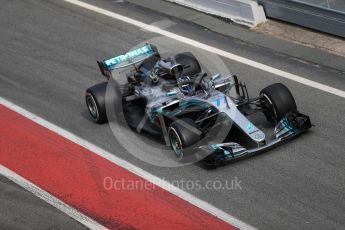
168,118,201,160
85,82,108,124
260,83,297,123
174,52,201,76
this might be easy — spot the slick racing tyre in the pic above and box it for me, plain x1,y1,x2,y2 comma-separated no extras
168,118,201,160
174,52,201,76
86,82,109,124
260,83,297,123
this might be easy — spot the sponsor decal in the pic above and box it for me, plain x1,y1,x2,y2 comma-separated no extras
246,122,253,131
104,45,152,67
214,96,228,108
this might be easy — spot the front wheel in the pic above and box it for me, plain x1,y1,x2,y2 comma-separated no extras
260,83,297,123
168,118,201,160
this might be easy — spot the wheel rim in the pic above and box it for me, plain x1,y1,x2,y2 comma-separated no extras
169,128,183,159
262,93,278,120
86,94,99,120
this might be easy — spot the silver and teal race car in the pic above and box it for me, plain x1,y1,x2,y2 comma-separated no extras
85,44,311,166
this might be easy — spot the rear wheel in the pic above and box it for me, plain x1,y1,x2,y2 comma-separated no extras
86,82,108,124
168,118,201,160
174,52,201,76
260,83,297,123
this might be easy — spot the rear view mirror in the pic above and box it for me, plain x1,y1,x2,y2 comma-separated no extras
212,73,220,81
170,64,183,76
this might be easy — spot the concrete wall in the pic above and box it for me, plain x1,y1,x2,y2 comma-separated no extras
166,0,266,27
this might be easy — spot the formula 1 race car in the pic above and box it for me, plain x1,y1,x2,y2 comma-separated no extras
85,44,311,166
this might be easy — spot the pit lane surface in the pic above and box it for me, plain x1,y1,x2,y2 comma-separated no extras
1,0,345,229
0,175,87,230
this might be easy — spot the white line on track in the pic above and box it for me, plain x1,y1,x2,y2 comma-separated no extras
0,164,107,230
0,97,255,230
64,0,345,99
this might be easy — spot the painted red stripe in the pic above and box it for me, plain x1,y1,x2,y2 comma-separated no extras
0,105,237,230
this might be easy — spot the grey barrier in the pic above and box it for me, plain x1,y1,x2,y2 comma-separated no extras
258,0,345,37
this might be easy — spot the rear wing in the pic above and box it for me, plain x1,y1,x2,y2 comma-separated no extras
97,44,157,79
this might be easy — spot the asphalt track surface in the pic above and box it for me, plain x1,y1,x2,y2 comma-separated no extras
0,175,86,230
1,0,345,229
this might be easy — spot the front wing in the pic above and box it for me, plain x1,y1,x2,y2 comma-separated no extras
200,112,312,166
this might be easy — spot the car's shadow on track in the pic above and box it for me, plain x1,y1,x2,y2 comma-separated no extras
196,129,313,170
81,110,93,122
